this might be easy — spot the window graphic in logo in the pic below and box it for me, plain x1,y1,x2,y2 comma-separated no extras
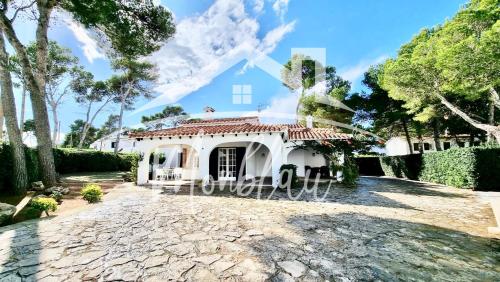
232,84,252,104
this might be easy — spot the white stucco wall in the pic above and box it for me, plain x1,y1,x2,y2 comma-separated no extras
248,144,271,177
385,137,411,156
385,136,478,156
91,136,137,153
286,148,327,177
135,132,285,187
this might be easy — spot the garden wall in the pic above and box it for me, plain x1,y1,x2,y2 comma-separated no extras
378,147,500,191
0,144,138,193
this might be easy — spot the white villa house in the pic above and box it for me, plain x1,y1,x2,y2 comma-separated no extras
129,116,350,187
385,135,481,156
90,131,137,153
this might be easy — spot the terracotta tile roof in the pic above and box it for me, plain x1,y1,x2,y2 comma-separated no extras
129,123,283,138
180,116,259,126
287,127,351,140
130,119,351,140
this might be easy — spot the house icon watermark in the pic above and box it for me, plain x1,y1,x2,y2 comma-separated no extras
232,84,252,104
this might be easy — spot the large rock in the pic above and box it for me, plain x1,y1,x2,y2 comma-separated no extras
31,181,45,191
277,260,307,278
0,203,16,225
44,186,70,195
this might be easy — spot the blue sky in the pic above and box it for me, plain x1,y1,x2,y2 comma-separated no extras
12,0,466,134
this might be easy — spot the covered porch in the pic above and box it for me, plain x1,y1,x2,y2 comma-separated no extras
148,144,200,182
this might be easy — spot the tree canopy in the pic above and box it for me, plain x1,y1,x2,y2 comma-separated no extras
61,0,176,58
281,54,353,127
381,0,500,142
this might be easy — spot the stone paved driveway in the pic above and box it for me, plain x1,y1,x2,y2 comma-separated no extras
1,177,499,281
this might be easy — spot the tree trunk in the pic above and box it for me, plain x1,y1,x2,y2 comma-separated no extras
487,97,495,142
295,89,304,123
417,132,423,153
20,86,26,133
490,87,500,110
0,30,28,195
432,119,442,151
402,118,413,154
469,132,475,147
437,93,500,144
51,106,58,146
0,7,58,187
0,95,3,141
78,98,111,149
77,123,89,149
114,100,125,154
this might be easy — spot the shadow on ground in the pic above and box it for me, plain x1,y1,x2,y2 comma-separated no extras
158,177,467,210
249,212,500,281
60,171,125,200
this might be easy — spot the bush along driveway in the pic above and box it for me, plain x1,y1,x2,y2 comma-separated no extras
0,177,499,281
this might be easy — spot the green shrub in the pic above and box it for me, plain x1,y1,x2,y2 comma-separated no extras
420,147,500,190
127,154,140,183
333,156,359,186
279,164,298,188
49,191,63,203
81,184,103,203
0,144,137,194
379,154,422,180
53,149,136,173
0,144,40,194
30,197,58,216
379,147,500,190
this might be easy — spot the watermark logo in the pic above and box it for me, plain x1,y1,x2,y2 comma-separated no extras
232,84,252,104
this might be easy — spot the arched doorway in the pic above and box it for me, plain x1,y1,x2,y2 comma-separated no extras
147,144,199,181
208,141,271,182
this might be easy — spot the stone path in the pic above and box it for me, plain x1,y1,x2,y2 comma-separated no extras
0,177,499,281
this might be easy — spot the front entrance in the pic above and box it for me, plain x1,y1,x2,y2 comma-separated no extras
209,147,246,181
218,148,236,180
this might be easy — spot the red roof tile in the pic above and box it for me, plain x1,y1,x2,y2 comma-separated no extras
288,127,350,140
180,116,259,126
129,123,283,138
130,119,351,140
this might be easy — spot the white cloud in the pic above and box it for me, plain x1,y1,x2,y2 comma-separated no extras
272,0,290,22
65,20,105,63
252,0,265,13
139,0,295,113
243,91,299,123
338,55,388,83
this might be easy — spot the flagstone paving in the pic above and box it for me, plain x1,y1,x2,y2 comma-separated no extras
0,177,499,281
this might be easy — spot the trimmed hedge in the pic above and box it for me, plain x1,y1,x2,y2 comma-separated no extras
0,144,40,192
420,147,500,190
0,144,138,193
355,156,384,176
379,154,422,180
53,149,136,174
379,147,500,191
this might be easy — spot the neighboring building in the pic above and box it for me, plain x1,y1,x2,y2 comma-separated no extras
385,135,481,156
90,131,138,153
129,116,350,187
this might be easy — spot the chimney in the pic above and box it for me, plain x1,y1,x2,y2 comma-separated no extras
306,115,313,128
203,106,215,119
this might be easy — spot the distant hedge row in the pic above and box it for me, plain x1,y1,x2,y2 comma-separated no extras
379,154,422,180
53,149,137,174
0,144,138,193
378,147,500,191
